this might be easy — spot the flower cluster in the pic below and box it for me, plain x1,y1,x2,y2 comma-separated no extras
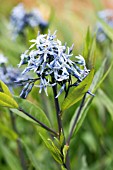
96,9,113,42
10,3,48,39
0,66,20,88
18,31,90,98
0,54,29,92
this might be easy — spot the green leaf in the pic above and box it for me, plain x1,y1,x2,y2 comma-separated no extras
80,155,88,170
0,80,18,108
0,81,18,108
59,131,65,146
61,165,67,170
92,58,113,92
39,133,63,165
22,141,41,170
11,96,51,128
98,89,113,121
61,69,94,111
83,28,96,69
69,97,90,136
81,132,97,152
0,142,22,170
97,16,113,41
90,58,107,93
83,27,91,61
0,80,12,97
62,145,69,164
0,122,18,140
88,34,96,69
0,92,18,108
69,57,112,136
53,131,65,149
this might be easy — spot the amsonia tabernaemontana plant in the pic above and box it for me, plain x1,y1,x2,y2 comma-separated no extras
0,30,95,170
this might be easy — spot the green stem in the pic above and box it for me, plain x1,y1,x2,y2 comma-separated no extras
66,93,87,146
52,85,71,170
52,84,63,137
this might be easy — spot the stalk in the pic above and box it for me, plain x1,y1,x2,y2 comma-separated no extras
10,110,27,170
52,84,63,137
19,107,58,136
52,84,71,170
66,93,87,146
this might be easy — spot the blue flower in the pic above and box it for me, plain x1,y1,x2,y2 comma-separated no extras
10,3,48,39
10,3,26,38
26,9,48,30
96,9,113,42
18,31,90,98
0,54,30,93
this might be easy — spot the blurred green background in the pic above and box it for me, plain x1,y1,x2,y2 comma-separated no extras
0,0,113,170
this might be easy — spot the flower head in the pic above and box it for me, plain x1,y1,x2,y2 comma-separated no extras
10,3,26,38
0,67,20,86
18,31,89,98
96,9,113,42
0,54,30,92
10,3,48,39
26,9,48,29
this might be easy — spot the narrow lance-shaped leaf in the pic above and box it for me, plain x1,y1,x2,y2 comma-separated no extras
0,92,18,108
88,33,96,69
69,57,113,136
97,16,113,41
92,58,113,92
83,27,91,61
61,69,94,111
0,80,12,97
83,28,96,69
0,80,18,108
11,96,51,128
63,145,69,164
0,122,18,140
39,133,63,165
0,142,22,170
61,166,67,170
22,140,41,170
98,89,113,121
